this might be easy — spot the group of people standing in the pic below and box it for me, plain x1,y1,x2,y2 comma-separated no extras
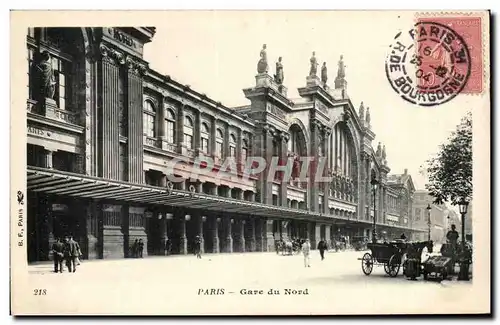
131,239,145,258
51,235,82,273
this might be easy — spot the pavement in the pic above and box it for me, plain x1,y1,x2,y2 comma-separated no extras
17,249,480,315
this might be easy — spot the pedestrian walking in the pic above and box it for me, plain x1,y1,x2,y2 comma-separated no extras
64,235,81,273
194,235,202,259
317,238,328,261
51,237,65,273
138,239,144,258
302,239,311,267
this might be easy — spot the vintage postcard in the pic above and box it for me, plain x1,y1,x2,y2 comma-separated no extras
10,10,491,315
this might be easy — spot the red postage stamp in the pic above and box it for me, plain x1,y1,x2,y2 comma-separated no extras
416,15,483,95
385,13,485,106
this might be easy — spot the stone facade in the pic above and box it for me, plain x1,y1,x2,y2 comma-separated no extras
25,27,422,262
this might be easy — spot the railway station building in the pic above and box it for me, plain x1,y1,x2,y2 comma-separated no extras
25,27,423,261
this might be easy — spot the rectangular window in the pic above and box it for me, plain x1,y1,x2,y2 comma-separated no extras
185,134,193,149
241,148,247,162
216,141,223,158
166,121,175,143
143,114,155,137
201,137,209,153
52,57,71,110
230,145,236,157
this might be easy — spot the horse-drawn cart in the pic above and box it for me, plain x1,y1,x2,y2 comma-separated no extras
360,242,405,277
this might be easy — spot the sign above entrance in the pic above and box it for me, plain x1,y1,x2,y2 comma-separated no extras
103,27,144,56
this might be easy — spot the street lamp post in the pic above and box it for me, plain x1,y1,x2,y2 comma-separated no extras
370,174,379,243
426,204,432,242
458,198,470,281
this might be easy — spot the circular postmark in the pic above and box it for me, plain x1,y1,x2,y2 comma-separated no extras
385,21,471,106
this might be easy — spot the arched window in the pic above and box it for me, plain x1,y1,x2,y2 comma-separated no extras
216,129,224,158
241,139,248,162
229,134,236,157
164,109,175,144
184,115,194,149
201,122,210,153
143,100,156,137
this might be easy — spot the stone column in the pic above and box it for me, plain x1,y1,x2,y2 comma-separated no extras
159,212,168,255
237,220,245,253
255,218,263,252
279,133,289,206
322,128,331,214
325,224,331,248
126,62,145,183
177,104,185,154
266,219,275,251
210,184,218,196
85,201,100,259
255,124,274,204
194,110,201,154
179,215,187,255
196,215,204,254
212,216,220,253
42,149,53,169
247,218,256,252
195,181,203,194
99,47,121,180
309,119,321,212
210,117,217,157
224,217,233,253
236,128,243,163
306,222,312,242
313,223,321,249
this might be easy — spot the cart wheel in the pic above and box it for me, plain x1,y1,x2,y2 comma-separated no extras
387,255,401,277
384,263,390,275
361,253,373,275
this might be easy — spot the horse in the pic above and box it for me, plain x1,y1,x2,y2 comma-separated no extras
402,240,434,280
282,240,294,256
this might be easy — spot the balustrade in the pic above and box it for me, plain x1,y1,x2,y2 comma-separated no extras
27,98,81,125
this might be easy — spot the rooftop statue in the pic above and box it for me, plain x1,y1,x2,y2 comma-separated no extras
274,56,284,84
257,44,269,74
321,62,328,85
337,55,346,79
376,142,382,157
309,51,318,77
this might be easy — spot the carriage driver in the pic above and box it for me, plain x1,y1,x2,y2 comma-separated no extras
446,224,459,248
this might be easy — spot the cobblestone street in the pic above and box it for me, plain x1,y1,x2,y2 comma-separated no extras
19,250,479,315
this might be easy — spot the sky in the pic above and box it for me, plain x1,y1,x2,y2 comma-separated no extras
142,11,475,190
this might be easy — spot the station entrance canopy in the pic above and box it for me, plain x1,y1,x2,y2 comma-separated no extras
27,167,333,222
26,167,426,233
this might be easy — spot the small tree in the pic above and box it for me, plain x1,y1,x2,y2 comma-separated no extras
425,112,472,205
